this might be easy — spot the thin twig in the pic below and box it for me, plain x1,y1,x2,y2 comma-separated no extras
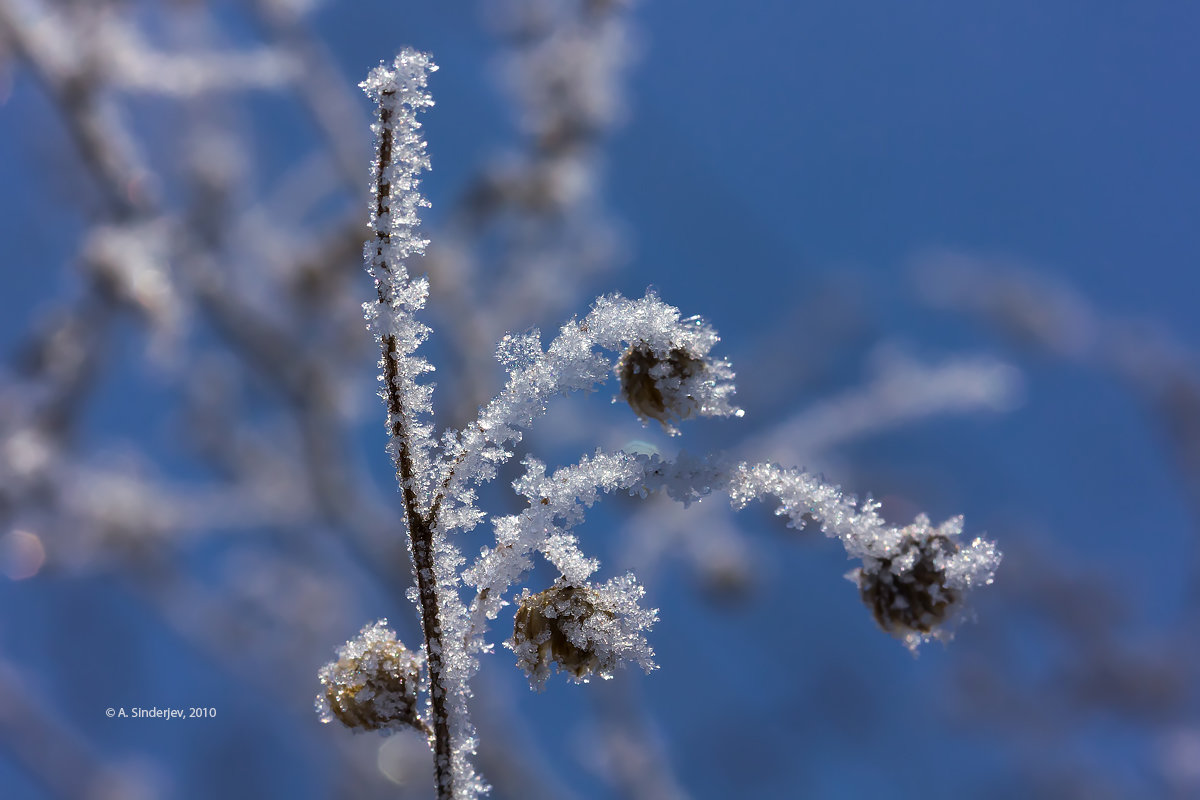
373,93,454,799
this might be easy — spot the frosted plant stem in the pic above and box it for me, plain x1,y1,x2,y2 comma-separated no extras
385,336,453,796
372,92,454,798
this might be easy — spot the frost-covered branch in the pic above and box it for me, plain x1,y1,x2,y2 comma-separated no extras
439,292,739,506
356,50,487,800
728,461,1002,649
361,50,440,511
469,448,1000,655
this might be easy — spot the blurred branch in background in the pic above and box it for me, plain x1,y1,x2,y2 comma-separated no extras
914,251,1200,797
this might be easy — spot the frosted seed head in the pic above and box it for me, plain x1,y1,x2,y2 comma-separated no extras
617,343,705,429
316,620,425,734
510,574,657,690
853,533,962,641
513,582,610,685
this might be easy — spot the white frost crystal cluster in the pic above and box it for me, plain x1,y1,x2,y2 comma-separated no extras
319,45,1003,800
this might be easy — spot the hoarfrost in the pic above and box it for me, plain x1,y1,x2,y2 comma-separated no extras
322,40,1002,800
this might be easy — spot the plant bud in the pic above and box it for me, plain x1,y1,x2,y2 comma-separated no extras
513,581,613,685
316,620,424,733
854,533,962,638
617,343,705,428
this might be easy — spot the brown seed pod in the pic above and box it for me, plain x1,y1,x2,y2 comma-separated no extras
857,533,962,637
513,582,614,684
317,620,425,733
617,343,705,427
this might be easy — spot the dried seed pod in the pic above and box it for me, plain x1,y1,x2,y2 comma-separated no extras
511,574,658,690
513,582,612,684
316,620,426,734
617,343,705,427
854,533,962,638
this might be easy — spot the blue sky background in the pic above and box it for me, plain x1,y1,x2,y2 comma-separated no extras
1,1,1198,798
